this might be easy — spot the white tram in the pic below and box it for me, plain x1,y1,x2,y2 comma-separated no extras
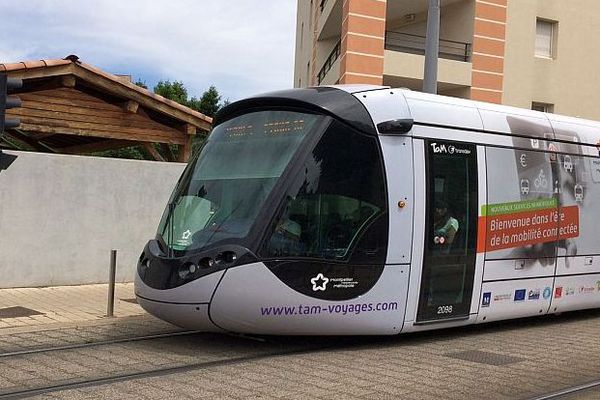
135,85,600,335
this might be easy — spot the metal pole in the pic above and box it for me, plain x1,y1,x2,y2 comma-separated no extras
423,0,441,94
107,249,117,317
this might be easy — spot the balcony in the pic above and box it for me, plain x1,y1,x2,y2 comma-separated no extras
385,31,471,62
382,31,473,96
317,40,341,85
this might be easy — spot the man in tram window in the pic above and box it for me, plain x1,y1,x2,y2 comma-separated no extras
432,199,459,252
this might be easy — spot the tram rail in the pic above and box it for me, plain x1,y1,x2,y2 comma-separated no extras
0,341,336,400
528,380,600,400
0,329,201,359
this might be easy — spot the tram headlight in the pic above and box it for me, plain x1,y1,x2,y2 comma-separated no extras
138,253,151,279
178,262,199,280
215,251,237,265
199,257,215,269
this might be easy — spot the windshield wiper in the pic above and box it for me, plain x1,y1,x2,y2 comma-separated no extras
197,199,245,249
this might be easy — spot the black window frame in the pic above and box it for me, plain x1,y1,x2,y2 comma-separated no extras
258,118,389,266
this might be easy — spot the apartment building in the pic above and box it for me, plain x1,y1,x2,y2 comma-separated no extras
294,0,600,120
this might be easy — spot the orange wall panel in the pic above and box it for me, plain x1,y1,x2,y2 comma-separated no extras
341,74,383,85
473,36,505,57
480,0,507,6
472,54,504,74
471,88,502,104
346,34,385,56
339,0,386,86
348,0,386,19
475,2,507,22
470,0,506,104
343,53,384,75
346,14,386,37
472,71,504,91
474,19,506,39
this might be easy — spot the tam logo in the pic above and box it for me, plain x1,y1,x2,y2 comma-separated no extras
431,143,448,154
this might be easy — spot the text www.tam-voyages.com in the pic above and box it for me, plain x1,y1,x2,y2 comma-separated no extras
260,301,398,317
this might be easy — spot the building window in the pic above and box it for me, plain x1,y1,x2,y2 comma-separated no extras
531,102,554,113
535,19,557,58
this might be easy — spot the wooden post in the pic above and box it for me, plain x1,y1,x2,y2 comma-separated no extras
178,138,192,162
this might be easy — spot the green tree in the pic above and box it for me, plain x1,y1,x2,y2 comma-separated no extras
94,146,147,160
134,79,148,89
188,86,224,117
154,80,188,105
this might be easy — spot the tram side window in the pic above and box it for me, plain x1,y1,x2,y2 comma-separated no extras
427,147,477,256
417,141,478,321
265,120,387,261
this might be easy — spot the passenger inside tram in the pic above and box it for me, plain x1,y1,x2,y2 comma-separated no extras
433,199,459,250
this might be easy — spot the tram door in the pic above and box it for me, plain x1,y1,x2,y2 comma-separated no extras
416,140,478,322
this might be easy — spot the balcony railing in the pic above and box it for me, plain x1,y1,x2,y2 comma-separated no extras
385,31,471,62
317,40,341,84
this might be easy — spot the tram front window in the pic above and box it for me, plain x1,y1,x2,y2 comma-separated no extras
158,110,324,252
265,119,387,260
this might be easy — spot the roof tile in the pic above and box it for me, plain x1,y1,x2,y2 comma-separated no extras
2,62,27,72
43,59,72,67
22,60,47,69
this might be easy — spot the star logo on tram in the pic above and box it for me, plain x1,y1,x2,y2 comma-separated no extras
181,230,192,240
310,273,329,291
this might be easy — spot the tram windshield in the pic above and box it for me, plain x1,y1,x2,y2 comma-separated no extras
158,110,325,252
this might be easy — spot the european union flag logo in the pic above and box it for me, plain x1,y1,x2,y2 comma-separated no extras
514,289,526,301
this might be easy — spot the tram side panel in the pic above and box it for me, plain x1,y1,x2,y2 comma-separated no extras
550,120,600,313
477,142,558,322
210,263,409,335
477,119,600,322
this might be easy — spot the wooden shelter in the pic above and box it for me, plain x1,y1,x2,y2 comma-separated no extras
0,55,212,162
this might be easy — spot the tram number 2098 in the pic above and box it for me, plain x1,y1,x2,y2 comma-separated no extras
437,305,453,315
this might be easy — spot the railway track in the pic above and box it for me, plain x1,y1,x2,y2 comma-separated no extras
0,329,200,359
528,381,600,400
0,337,335,400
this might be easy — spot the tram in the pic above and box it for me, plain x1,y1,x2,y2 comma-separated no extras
135,85,600,335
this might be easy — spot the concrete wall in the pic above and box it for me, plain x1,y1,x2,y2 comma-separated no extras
386,0,475,45
294,0,314,87
0,150,186,288
503,0,600,120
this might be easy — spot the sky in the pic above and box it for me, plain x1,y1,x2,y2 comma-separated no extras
0,0,297,103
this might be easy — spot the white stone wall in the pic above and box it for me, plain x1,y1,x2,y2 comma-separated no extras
0,150,186,288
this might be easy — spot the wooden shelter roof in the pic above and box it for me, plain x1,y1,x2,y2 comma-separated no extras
0,55,212,162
